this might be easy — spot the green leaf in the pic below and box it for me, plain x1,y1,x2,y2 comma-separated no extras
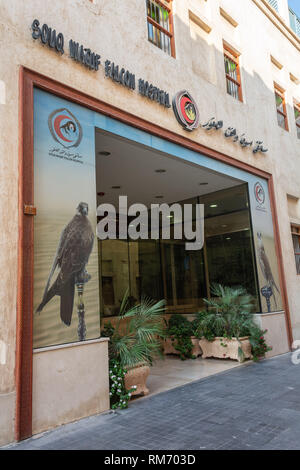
108,294,166,368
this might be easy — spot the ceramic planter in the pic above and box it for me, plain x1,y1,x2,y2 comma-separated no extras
124,364,150,396
199,336,252,362
164,336,202,357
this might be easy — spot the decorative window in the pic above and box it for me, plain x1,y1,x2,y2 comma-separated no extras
223,45,243,102
294,101,300,139
146,0,175,57
267,0,279,12
289,8,300,37
274,85,288,131
291,225,300,274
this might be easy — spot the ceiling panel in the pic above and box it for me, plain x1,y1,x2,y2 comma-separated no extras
95,129,243,208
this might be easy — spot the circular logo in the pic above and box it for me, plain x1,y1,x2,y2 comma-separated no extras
254,182,265,205
172,90,200,132
48,108,83,148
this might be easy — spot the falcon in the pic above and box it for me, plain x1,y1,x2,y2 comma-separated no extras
257,232,280,305
36,202,94,326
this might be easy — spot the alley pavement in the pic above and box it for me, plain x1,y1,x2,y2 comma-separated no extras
5,353,300,450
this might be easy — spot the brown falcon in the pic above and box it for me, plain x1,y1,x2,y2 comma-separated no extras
257,231,279,306
36,202,94,326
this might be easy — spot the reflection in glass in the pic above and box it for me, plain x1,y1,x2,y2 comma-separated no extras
201,184,259,311
100,239,130,317
135,240,162,301
99,184,260,317
162,240,206,312
292,234,300,274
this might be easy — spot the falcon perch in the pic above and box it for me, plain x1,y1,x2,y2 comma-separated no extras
36,202,94,326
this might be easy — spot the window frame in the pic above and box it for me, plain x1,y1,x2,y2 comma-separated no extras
101,275,115,306
291,224,300,275
267,0,279,13
274,84,289,131
223,44,243,102
146,0,176,58
293,100,300,139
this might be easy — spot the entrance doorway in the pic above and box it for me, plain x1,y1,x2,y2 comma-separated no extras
95,129,260,394
95,129,260,321
17,70,290,441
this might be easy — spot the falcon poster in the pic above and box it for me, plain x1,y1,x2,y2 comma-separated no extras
248,178,283,313
33,89,100,349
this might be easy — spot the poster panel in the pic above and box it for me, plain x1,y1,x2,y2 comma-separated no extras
92,113,284,314
33,89,100,348
248,177,283,313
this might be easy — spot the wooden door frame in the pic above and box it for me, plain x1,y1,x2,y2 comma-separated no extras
16,66,293,441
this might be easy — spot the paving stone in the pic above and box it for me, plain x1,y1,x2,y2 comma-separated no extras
4,353,300,450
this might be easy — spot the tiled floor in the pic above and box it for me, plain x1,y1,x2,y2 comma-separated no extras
146,356,243,396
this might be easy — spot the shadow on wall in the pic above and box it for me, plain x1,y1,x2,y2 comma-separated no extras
171,6,300,158
168,3,300,286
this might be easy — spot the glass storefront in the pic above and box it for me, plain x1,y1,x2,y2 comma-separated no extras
99,184,260,318
203,185,259,306
33,88,282,349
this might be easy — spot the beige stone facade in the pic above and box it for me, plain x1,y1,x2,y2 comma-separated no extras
0,0,300,446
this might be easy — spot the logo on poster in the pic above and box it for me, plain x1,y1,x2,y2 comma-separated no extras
254,182,265,206
172,90,200,131
48,108,83,148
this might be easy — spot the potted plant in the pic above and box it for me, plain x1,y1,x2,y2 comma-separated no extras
195,284,271,362
164,314,202,360
102,292,165,405
249,326,272,361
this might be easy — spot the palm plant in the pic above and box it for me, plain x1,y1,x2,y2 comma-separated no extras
165,314,195,360
103,290,166,368
195,284,255,340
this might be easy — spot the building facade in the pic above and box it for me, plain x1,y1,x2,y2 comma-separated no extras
0,0,300,446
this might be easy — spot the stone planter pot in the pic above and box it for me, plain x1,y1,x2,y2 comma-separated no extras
199,336,252,362
163,337,179,355
191,337,202,357
164,336,202,358
124,364,150,396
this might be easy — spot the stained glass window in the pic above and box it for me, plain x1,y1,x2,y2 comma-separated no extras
274,86,288,131
223,45,243,102
294,103,300,139
291,225,300,274
146,0,175,57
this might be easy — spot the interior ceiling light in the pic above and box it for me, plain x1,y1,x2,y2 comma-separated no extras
221,224,227,228
155,169,166,173
210,204,218,208
98,151,111,156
